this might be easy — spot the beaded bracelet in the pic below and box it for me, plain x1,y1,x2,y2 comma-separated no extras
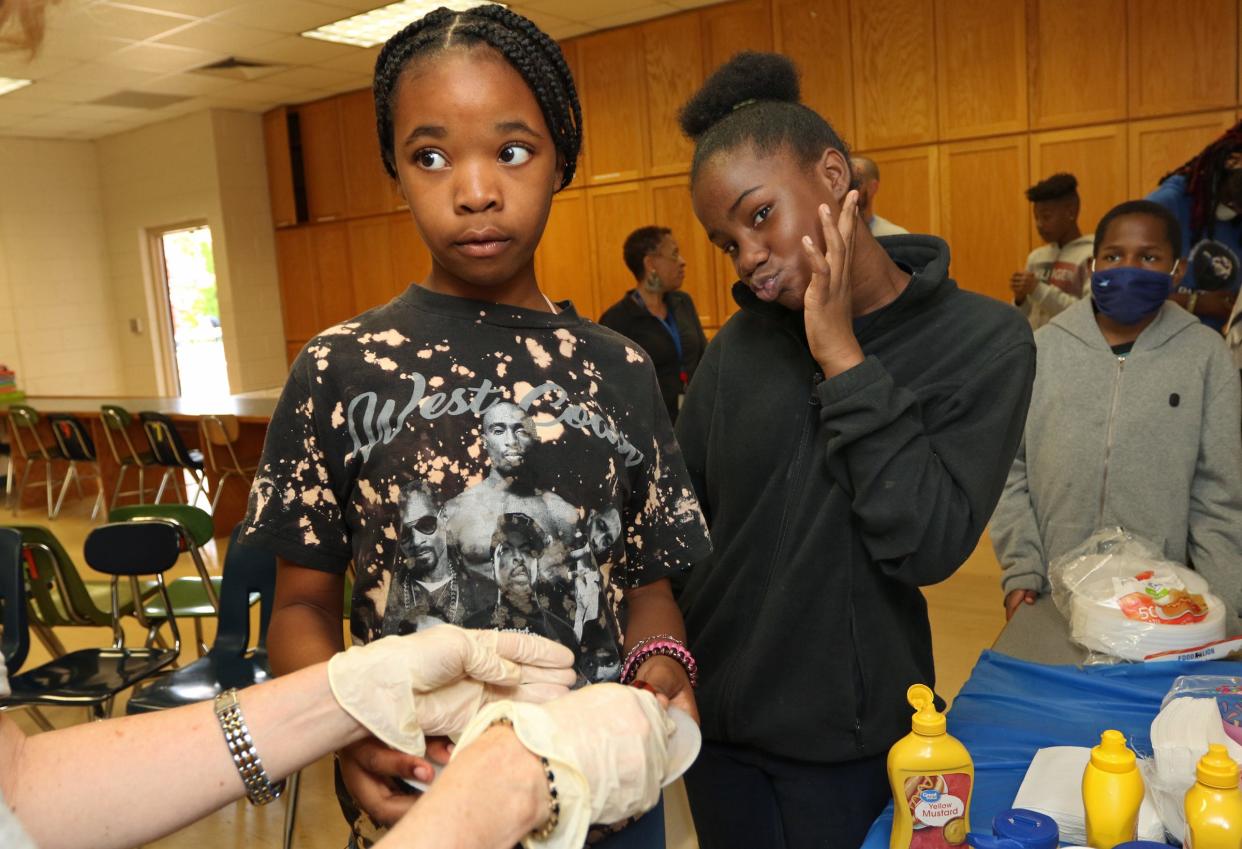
620,636,699,688
488,716,560,841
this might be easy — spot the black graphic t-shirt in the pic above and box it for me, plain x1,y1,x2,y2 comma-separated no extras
243,284,711,689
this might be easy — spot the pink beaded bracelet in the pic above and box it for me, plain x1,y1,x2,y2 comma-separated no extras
620,637,699,688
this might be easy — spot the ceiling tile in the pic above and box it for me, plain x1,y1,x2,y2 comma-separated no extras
50,2,198,40
137,71,238,95
240,33,358,64
260,65,365,91
155,20,285,52
210,80,303,103
544,21,590,39
31,30,137,62
98,42,223,73
62,102,151,121
316,44,381,74
117,0,249,15
0,99,64,120
517,0,640,21
44,62,155,87
2,79,127,105
213,0,350,34
510,8,574,33
0,51,87,81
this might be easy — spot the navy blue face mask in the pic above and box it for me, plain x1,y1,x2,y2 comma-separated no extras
1090,263,1176,326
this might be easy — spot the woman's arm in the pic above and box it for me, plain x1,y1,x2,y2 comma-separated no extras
2,662,368,849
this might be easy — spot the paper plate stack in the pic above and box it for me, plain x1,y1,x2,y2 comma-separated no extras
1063,555,1226,661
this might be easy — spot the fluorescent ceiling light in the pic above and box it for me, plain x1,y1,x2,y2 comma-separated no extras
302,1,503,48
0,77,32,97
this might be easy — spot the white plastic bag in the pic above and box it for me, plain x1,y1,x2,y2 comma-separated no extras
1049,528,1228,664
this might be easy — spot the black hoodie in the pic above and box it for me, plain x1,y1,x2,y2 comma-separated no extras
675,235,1035,763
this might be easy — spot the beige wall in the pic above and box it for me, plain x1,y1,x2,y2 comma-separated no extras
0,138,121,395
95,109,285,396
211,111,287,394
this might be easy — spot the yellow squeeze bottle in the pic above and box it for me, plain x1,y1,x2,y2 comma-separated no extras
1184,743,1242,849
888,684,973,849
1082,729,1144,849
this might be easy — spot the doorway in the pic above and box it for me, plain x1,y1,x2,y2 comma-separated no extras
154,224,229,398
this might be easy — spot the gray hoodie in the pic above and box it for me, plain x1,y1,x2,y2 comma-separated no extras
993,298,1242,613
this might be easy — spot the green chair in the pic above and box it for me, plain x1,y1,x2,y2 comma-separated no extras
6,405,67,518
4,524,162,653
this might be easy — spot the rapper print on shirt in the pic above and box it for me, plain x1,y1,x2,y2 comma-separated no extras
242,285,711,688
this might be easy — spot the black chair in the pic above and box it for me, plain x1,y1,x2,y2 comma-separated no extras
0,527,28,675
139,411,208,507
126,523,275,713
0,521,183,721
46,413,106,519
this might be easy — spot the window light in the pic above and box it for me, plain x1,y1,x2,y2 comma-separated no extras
0,77,32,97
302,1,503,48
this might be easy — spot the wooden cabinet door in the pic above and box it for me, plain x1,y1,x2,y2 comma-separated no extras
850,0,937,149
863,145,939,236
339,89,397,219
648,176,719,330
389,214,430,290
1128,111,1238,196
309,222,356,327
1028,0,1126,129
348,217,397,315
588,184,651,318
935,0,1027,140
773,0,854,145
642,12,702,178
701,0,772,72
299,98,348,223
578,28,647,185
263,107,298,228
1128,0,1237,118
274,227,320,340
1029,125,1127,251
538,190,595,317
939,136,1031,303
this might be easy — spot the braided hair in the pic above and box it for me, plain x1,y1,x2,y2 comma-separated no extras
678,51,849,183
373,5,582,190
1160,119,1242,242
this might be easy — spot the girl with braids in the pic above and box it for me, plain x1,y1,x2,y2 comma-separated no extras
1148,120,1242,347
242,6,709,848
670,53,1035,845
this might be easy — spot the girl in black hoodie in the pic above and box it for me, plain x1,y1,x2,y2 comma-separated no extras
673,52,1035,847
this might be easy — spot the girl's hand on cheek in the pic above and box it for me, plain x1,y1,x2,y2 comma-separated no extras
802,191,866,378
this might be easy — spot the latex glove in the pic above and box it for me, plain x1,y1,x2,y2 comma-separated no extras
328,625,576,756
452,683,675,849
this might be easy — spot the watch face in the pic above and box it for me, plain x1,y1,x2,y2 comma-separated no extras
1189,238,1240,292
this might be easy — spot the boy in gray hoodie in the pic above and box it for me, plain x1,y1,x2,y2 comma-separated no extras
994,200,1242,622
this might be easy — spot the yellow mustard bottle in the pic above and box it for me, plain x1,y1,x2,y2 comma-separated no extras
1082,729,1144,849
1184,743,1242,848
888,684,973,848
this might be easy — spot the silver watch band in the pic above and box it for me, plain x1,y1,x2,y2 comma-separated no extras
214,688,285,806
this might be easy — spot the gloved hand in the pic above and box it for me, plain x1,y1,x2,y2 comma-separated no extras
452,683,676,849
328,625,576,756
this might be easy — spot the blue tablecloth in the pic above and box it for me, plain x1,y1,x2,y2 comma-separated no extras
861,649,1242,848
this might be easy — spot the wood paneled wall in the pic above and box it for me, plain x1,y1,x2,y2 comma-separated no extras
265,0,1242,358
